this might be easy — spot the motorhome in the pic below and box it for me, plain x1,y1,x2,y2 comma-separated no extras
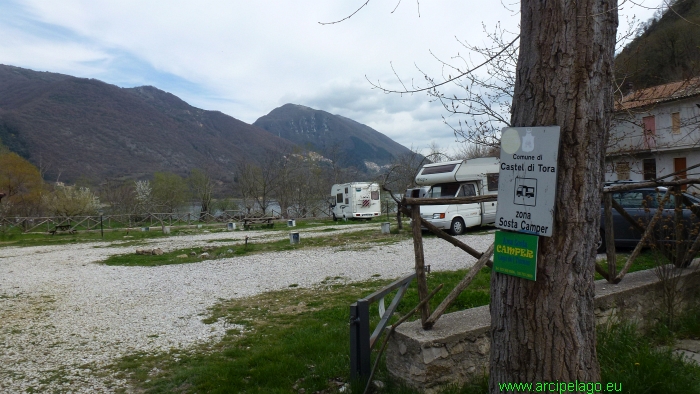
330,182,381,220
404,186,430,199
414,157,499,234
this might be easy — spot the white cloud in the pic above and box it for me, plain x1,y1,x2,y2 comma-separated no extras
2,0,662,153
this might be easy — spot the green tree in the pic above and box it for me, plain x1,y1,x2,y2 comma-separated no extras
151,172,188,213
0,152,44,216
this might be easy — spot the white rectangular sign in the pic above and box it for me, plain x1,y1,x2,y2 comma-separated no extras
495,126,560,237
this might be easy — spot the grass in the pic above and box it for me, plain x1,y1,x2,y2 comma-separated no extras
8,217,696,392
106,246,700,394
595,249,668,280
0,217,386,249
101,228,412,267
106,268,490,393
598,322,700,394
0,225,178,247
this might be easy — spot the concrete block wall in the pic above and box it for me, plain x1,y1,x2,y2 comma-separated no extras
386,264,700,393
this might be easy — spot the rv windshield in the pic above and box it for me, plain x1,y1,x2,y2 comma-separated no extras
428,183,460,199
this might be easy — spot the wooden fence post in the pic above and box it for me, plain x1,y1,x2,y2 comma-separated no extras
410,205,431,327
674,186,685,267
603,193,616,281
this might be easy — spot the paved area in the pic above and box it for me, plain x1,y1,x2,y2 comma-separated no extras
673,339,700,365
0,224,493,393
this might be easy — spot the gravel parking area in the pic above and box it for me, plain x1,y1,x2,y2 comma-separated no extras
0,225,494,393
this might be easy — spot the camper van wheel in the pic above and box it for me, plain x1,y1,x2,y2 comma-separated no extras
332,213,338,222
450,218,466,235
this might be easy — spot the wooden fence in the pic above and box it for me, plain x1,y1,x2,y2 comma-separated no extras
398,171,700,330
0,202,342,233
0,211,251,233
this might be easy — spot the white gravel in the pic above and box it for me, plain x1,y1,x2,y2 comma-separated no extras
0,224,494,393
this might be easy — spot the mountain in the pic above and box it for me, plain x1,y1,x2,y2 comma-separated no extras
615,0,700,90
253,104,413,171
0,64,297,183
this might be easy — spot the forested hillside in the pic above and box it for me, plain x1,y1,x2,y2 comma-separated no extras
615,0,700,89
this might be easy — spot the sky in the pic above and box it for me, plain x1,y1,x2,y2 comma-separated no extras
1,0,661,156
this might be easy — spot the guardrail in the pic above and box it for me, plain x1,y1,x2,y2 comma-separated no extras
349,273,415,380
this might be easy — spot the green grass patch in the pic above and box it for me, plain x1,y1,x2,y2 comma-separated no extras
595,249,668,280
0,218,382,249
650,302,700,345
0,226,180,248
106,252,699,394
598,322,700,394
101,229,412,266
108,268,491,393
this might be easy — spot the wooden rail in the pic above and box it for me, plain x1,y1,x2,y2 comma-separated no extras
401,171,700,329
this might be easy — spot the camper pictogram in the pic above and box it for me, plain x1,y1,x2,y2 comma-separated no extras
514,177,537,207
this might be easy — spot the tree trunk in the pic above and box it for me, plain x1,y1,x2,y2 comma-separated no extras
489,0,617,390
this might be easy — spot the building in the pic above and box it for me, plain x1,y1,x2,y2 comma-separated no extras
605,77,700,190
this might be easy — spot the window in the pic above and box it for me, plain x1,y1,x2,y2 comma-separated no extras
642,159,656,180
428,183,460,198
616,162,630,180
672,112,681,134
642,191,675,209
642,115,656,149
612,192,643,208
487,173,499,191
345,187,348,194
420,163,457,175
336,193,343,204
612,190,675,209
457,184,476,197
371,191,379,200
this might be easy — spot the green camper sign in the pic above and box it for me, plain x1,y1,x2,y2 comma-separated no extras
493,230,538,281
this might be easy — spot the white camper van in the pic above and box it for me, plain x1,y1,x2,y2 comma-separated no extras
330,182,381,220
414,157,499,234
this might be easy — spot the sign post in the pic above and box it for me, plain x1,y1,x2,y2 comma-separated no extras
495,126,560,281
496,127,560,237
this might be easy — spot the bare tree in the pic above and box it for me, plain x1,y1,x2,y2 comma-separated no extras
486,0,617,387
189,168,214,220
236,153,283,216
134,180,153,215
98,179,137,215
344,0,616,387
43,184,100,217
281,153,330,218
453,142,500,160
382,147,425,194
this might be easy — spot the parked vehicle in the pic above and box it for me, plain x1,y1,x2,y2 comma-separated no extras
598,185,700,253
330,182,381,220
413,157,500,235
404,186,430,199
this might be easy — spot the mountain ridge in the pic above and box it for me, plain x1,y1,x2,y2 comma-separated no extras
0,65,410,184
253,103,411,171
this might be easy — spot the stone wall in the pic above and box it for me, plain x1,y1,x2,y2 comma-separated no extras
386,264,700,393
